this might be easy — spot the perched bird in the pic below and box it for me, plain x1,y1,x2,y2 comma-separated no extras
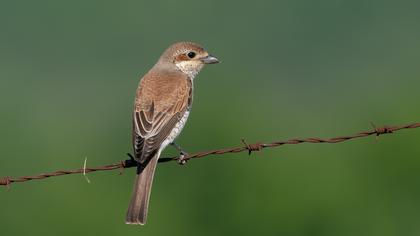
126,42,219,225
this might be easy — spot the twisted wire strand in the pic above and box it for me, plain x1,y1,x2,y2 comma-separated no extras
1,122,419,188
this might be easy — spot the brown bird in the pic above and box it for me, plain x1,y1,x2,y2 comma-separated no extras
126,42,219,225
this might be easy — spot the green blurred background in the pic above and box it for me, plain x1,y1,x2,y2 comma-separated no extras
1,0,420,235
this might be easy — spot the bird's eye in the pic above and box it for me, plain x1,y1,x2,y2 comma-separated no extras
187,51,196,59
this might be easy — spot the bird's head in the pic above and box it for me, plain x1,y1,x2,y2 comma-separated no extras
157,42,219,78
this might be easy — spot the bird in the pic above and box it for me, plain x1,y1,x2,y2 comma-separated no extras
126,42,219,225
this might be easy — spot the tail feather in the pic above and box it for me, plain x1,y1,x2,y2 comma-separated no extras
125,156,158,225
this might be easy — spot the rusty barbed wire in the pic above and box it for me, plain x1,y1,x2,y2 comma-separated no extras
1,122,419,188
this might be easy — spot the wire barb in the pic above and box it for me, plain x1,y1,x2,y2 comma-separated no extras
370,122,393,137
242,139,263,155
82,157,91,184
0,177,11,190
375,126,394,136
1,122,419,188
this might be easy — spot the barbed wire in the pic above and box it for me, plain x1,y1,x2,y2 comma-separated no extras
1,122,419,188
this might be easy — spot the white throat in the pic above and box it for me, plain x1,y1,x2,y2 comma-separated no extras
175,61,203,79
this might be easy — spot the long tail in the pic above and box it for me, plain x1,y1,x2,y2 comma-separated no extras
125,155,159,225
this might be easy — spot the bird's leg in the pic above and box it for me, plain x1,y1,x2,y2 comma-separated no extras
170,142,189,165
170,142,188,155
126,153,135,161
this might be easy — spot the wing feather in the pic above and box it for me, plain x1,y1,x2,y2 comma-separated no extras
132,71,192,165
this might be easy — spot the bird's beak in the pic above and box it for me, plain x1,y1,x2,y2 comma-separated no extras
200,55,219,64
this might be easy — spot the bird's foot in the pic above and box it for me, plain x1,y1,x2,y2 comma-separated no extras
177,151,189,165
171,142,190,165
125,153,137,167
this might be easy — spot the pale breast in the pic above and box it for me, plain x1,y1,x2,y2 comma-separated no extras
160,110,190,151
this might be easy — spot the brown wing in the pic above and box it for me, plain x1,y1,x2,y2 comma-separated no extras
132,70,192,165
